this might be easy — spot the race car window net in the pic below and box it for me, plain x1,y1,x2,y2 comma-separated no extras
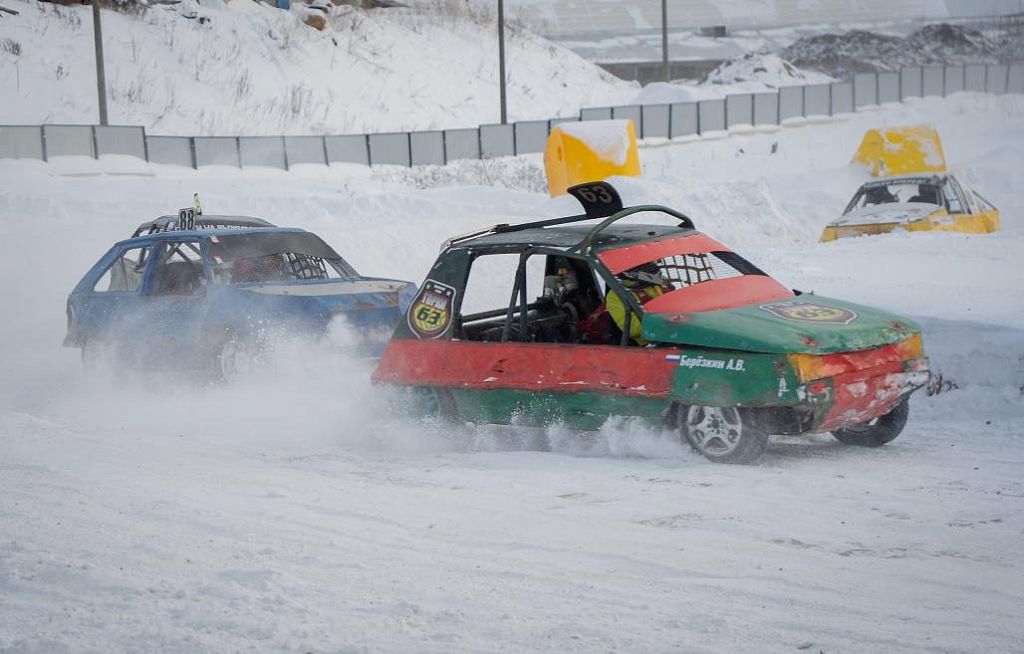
627,251,764,292
207,232,357,284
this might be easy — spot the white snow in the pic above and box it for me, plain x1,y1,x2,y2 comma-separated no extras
1,93,1023,653
556,119,632,165
0,0,638,134
627,54,834,106
704,52,835,89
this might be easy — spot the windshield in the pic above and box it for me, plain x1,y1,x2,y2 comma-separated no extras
844,180,943,213
206,232,358,284
597,234,793,314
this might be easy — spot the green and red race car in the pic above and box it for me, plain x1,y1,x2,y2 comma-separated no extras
374,182,930,463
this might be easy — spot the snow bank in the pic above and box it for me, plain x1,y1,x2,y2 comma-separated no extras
705,52,834,88
0,0,637,134
627,53,833,106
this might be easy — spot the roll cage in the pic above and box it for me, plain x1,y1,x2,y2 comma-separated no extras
451,182,702,347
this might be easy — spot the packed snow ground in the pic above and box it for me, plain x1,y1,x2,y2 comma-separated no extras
1,93,1023,652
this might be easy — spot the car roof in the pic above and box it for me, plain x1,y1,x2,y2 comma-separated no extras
116,226,309,247
860,174,947,188
132,214,275,238
455,223,695,253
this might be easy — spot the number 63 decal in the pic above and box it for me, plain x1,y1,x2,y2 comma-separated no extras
567,181,624,218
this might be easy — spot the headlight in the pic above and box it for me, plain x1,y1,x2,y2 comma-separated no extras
896,333,923,360
787,353,836,383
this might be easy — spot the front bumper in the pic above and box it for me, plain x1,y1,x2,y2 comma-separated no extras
797,357,930,431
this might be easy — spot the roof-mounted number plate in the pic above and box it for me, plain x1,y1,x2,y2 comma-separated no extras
567,181,623,219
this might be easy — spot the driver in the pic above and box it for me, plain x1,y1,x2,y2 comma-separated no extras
582,262,673,345
230,258,260,283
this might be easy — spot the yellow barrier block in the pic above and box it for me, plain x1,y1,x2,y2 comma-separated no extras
544,119,641,197
851,125,946,177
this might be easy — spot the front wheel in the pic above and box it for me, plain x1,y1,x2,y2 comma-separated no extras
678,405,768,464
416,387,458,421
831,398,909,447
213,335,266,383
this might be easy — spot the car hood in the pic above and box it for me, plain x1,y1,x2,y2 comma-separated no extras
641,295,919,354
242,278,410,297
238,278,415,315
833,202,943,226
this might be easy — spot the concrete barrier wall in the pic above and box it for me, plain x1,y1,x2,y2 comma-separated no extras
3,63,1019,170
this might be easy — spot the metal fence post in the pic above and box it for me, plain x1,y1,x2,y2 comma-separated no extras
234,136,241,168
828,84,833,115
696,101,702,134
442,130,448,165
141,126,150,162
40,126,47,162
406,132,413,167
364,134,371,166
776,89,781,124
90,125,99,159
281,135,289,171
984,64,989,93
320,136,329,167
801,86,806,117
188,136,197,169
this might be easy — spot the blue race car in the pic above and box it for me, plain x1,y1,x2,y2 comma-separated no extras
65,210,416,379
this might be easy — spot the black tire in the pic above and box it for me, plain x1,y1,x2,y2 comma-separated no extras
211,333,264,383
678,405,769,464
418,387,458,421
831,398,909,447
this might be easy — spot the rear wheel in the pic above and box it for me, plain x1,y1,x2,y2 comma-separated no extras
678,405,768,464
831,398,909,447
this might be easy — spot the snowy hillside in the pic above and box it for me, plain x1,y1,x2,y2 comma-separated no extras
0,0,638,134
1,91,1023,652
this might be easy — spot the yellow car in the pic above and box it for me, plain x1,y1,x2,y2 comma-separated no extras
821,173,1000,242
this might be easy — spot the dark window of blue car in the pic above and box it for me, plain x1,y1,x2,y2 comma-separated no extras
151,242,205,296
93,246,153,293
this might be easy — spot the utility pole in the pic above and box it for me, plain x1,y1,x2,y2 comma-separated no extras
498,0,507,124
91,0,108,125
661,0,669,82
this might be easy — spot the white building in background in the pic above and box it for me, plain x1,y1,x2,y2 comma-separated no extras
503,0,1024,33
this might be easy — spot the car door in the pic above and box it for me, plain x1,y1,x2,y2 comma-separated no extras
143,239,212,367
440,250,677,429
70,242,158,348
